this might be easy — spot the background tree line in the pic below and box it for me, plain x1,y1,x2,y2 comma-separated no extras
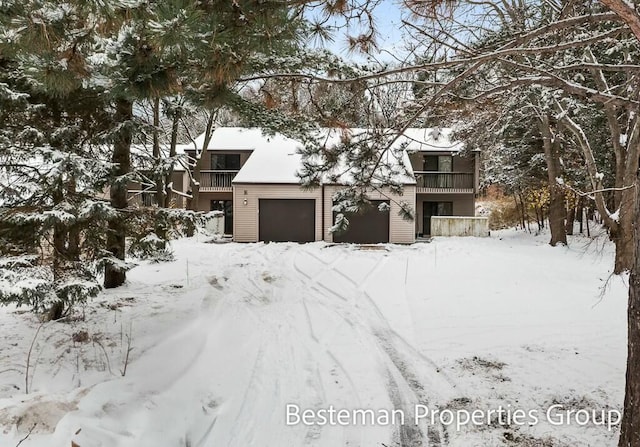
2,0,640,445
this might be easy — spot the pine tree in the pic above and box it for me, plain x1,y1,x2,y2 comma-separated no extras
2,0,309,290
0,56,114,318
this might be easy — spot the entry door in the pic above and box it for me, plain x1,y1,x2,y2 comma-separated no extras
423,201,453,235
211,200,233,235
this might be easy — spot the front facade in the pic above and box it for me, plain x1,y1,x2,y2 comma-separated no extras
180,127,479,244
408,150,479,236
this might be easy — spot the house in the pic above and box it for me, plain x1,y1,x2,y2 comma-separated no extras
176,127,480,244
124,144,190,209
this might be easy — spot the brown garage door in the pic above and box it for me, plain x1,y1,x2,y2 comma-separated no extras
333,200,390,244
259,199,316,242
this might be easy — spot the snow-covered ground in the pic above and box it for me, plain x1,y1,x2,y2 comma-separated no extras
0,229,627,447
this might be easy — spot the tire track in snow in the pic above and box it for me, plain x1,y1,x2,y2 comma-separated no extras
225,343,267,446
221,246,338,446
289,249,367,447
295,247,459,446
292,249,424,445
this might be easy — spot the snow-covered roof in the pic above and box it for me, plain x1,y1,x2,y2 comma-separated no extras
177,127,267,152
129,144,186,172
232,133,305,184
192,127,461,185
183,127,463,154
314,128,417,185
399,128,464,152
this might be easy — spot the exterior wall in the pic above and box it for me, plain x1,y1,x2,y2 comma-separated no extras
453,154,474,172
232,184,323,242
185,150,252,169
323,185,416,244
431,216,489,237
125,170,188,208
415,193,475,235
197,192,233,211
408,152,474,172
474,151,480,194
171,171,185,192
220,151,252,167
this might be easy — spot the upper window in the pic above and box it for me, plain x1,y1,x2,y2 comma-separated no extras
423,155,452,172
211,154,241,170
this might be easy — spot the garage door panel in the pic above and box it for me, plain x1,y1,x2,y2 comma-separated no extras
333,200,390,244
259,199,315,242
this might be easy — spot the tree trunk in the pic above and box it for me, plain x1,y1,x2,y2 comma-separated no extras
189,115,215,213
104,99,133,289
577,197,584,234
186,112,216,237
540,114,567,246
613,227,635,274
611,186,634,273
517,190,527,231
163,107,181,208
51,222,67,320
618,173,640,447
566,200,575,235
151,97,168,250
67,178,80,261
152,96,165,208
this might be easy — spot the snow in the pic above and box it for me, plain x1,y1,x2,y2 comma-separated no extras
180,127,456,185
609,209,620,223
231,132,307,184
619,133,627,146
401,127,463,152
0,229,627,447
183,127,462,155
177,127,266,152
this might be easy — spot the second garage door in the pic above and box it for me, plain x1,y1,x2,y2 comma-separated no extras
259,199,316,242
333,200,390,244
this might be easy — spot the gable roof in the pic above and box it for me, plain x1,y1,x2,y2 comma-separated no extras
178,127,266,152
231,132,304,184
188,127,463,185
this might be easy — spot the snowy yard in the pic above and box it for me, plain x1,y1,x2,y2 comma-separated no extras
0,229,627,447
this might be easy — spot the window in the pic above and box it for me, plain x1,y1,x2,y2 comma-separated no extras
438,156,452,172
436,202,453,215
423,155,452,172
211,154,241,170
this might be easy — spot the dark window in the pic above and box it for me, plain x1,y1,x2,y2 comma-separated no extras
436,202,453,215
211,154,241,170
423,155,452,172
423,155,438,171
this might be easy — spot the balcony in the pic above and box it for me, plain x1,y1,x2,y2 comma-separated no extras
200,170,238,192
128,190,185,208
414,171,475,193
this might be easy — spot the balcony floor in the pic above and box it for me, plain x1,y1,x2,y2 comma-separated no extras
199,186,233,192
416,187,474,194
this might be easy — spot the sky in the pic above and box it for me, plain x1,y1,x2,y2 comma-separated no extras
311,0,410,64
